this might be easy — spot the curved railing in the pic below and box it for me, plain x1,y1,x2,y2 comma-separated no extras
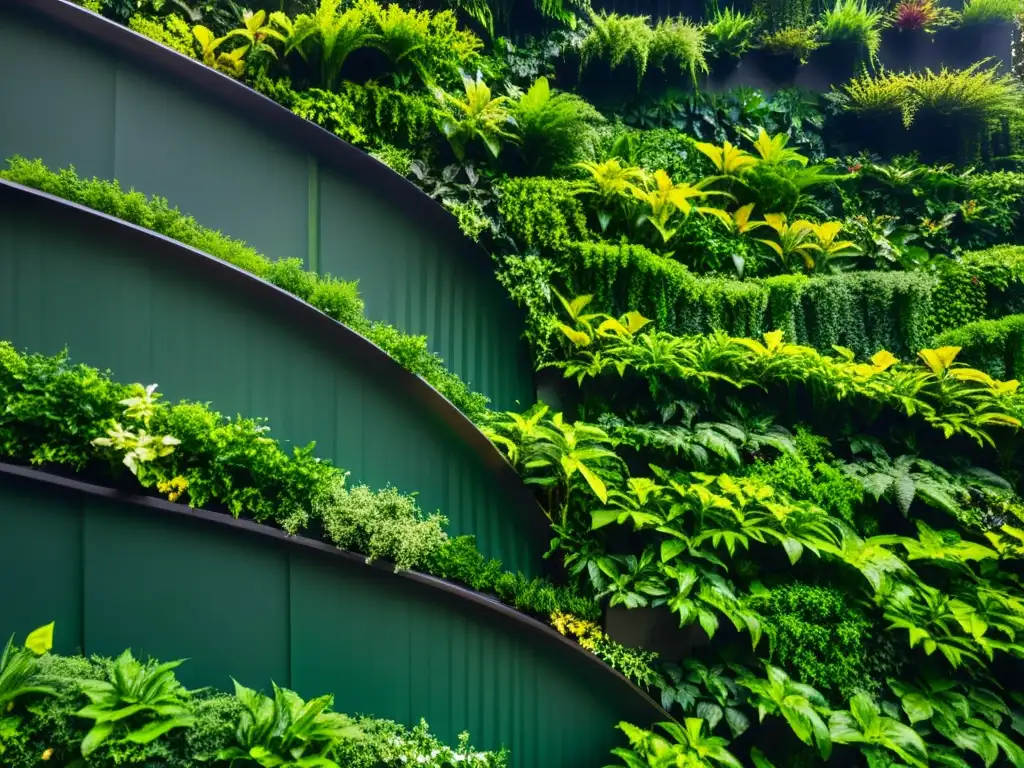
0,462,667,768
0,179,546,573
0,0,533,411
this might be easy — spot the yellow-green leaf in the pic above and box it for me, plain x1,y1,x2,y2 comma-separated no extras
918,346,961,374
558,323,591,347
871,350,899,371
25,622,54,655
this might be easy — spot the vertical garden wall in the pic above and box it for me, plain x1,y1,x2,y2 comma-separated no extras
0,466,663,766
0,0,534,413
5,0,1024,765
0,181,545,573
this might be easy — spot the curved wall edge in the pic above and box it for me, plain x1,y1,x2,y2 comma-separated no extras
9,0,472,247
0,180,545,571
0,0,535,411
0,462,668,767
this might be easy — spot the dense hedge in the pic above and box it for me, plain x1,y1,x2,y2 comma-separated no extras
554,241,1024,359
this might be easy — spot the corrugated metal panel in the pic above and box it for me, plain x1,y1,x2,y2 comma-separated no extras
0,7,534,412
0,473,662,768
0,192,541,573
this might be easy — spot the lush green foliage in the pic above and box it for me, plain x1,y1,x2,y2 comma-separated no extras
960,0,1021,25
0,342,605,632
817,0,884,60
0,627,505,767
0,157,490,421
29,1,1024,764
841,61,1024,129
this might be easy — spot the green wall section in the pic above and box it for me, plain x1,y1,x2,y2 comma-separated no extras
0,5,534,412
0,189,542,573
0,473,660,767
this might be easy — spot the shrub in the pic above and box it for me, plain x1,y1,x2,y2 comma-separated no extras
127,13,196,58
755,583,875,699
630,128,716,182
497,177,591,252
554,241,941,357
758,27,821,62
314,479,449,571
0,342,601,626
343,82,443,149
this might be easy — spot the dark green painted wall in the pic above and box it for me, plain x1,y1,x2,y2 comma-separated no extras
0,474,659,767
0,191,541,573
0,5,533,412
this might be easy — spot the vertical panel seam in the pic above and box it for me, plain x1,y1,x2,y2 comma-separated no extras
307,155,320,274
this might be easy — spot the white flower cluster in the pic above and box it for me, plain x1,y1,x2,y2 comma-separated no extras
383,727,499,767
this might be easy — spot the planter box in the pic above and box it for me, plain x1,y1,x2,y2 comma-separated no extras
604,604,709,662
879,22,1014,73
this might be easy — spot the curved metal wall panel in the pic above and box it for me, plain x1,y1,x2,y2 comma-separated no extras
0,186,542,573
0,471,663,768
0,2,534,412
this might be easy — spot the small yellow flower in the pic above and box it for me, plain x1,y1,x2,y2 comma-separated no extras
42,748,54,761
157,476,189,503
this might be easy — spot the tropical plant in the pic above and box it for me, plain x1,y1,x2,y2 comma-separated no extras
818,0,885,61
829,693,930,767
192,25,247,75
225,9,285,61
608,719,744,767
0,624,55,711
289,0,377,91
216,680,362,767
694,138,757,176
704,7,756,58
755,214,819,270
889,0,951,31
658,660,751,738
435,70,517,159
842,453,965,517
75,650,194,758
511,76,604,173
631,170,732,243
737,665,832,759
576,158,649,231
748,128,809,166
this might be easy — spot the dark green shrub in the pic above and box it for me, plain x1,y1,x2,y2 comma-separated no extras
631,128,716,182
755,583,875,699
